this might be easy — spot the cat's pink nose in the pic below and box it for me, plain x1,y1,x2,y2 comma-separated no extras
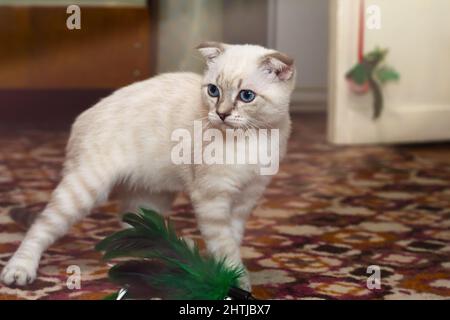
216,111,230,121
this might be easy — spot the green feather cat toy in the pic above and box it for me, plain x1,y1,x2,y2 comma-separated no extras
96,208,254,300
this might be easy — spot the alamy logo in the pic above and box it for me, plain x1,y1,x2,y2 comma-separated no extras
171,121,280,175
66,265,81,289
366,265,381,290
366,5,381,30
66,5,81,30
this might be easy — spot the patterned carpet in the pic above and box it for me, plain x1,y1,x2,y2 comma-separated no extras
0,114,449,300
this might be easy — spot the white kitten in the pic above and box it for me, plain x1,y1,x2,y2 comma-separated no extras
1,42,295,290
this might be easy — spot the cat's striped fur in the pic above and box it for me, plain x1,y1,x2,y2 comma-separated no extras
1,43,295,289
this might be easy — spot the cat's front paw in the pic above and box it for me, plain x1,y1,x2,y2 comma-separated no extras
1,259,37,286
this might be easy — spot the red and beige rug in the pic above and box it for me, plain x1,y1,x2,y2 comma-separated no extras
0,114,449,299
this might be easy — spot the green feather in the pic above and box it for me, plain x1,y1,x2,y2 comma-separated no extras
96,208,244,300
103,291,120,300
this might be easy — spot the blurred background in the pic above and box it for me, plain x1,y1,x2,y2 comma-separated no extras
0,0,329,128
1,0,449,145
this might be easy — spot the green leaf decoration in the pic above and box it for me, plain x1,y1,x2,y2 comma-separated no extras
364,47,388,64
96,208,244,300
376,65,400,84
346,63,368,85
346,47,401,120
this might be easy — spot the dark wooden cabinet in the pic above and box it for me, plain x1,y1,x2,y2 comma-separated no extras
0,3,157,124
0,4,157,89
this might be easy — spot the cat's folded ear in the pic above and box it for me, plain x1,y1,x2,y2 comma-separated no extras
260,51,295,81
196,41,227,65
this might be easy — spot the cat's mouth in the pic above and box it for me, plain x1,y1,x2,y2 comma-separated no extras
209,119,244,130
207,114,248,130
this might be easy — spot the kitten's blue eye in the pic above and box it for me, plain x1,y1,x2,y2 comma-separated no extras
207,84,220,98
239,90,256,103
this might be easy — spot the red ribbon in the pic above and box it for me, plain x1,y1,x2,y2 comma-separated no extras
358,0,365,62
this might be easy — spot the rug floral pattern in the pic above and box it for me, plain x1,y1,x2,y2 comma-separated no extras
0,115,449,299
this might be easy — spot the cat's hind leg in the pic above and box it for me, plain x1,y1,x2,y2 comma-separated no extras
1,167,115,286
